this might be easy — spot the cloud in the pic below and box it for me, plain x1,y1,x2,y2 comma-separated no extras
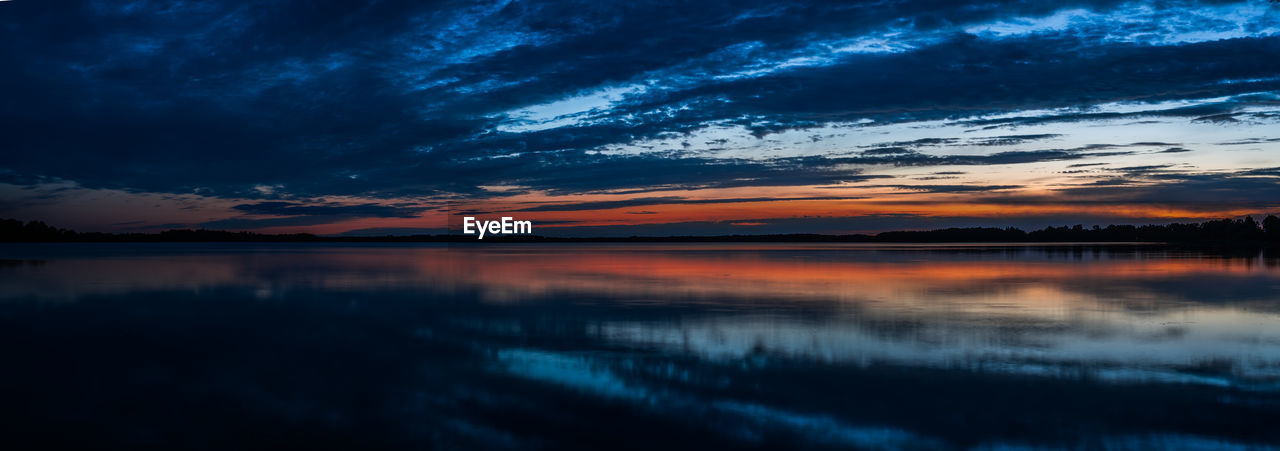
454,152,896,195
1052,166,1280,205
878,185,1021,193
198,215,354,230
864,138,960,148
232,201,424,218
335,227,449,237
968,134,1063,146
188,200,430,230
1,0,1278,233
511,195,867,213
861,147,918,156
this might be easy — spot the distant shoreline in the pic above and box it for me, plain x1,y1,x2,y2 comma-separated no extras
3,217,1279,245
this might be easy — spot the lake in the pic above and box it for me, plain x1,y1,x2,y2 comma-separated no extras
2,243,1279,449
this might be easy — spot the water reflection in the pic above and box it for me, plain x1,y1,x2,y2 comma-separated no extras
2,243,1279,449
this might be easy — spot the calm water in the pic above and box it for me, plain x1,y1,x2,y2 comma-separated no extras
2,243,1279,449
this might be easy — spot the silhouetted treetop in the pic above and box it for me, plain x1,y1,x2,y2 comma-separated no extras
2,217,1279,243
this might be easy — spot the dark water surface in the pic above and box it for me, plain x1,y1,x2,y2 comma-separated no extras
3,243,1279,449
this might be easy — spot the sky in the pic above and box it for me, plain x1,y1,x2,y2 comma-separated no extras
2,0,1279,236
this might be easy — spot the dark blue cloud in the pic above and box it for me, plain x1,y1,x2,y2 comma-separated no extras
335,227,450,237
232,201,424,218
1053,166,1280,206
195,201,428,229
0,0,1276,209
199,216,354,230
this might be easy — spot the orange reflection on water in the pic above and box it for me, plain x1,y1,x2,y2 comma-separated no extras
4,244,1279,382
6,245,1276,310
415,245,1278,309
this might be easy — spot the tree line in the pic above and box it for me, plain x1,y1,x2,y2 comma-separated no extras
3,216,1280,243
